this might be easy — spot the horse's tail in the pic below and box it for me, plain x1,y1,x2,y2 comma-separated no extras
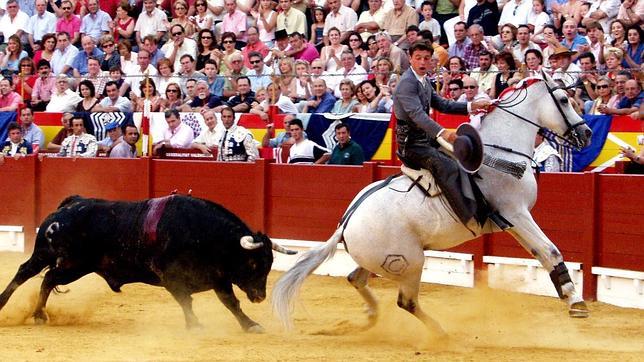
272,227,343,330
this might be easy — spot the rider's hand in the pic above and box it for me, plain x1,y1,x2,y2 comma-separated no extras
471,100,491,112
440,130,457,144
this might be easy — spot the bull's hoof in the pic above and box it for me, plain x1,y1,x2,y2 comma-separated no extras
33,311,48,325
246,324,265,334
569,301,589,318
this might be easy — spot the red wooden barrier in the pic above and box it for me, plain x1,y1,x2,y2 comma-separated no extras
1,158,642,302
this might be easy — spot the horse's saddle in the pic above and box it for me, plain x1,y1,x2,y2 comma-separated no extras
400,165,442,197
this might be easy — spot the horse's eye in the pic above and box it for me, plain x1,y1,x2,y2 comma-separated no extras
560,97,568,104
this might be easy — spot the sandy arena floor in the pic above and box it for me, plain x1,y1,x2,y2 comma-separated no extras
0,251,642,361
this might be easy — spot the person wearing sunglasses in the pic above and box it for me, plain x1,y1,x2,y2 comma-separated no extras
167,0,196,39
99,34,121,72
191,1,214,33
241,26,269,69
246,51,272,93
587,76,614,115
54,0,82,46
161,24,198,72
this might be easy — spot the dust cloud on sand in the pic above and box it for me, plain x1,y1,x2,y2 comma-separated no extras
0,251,642,361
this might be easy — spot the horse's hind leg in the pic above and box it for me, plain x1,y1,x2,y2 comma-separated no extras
397,273,446,338
507,213,588,318
347,267,378,328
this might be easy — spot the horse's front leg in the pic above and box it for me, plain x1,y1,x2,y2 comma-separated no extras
506,212,589,318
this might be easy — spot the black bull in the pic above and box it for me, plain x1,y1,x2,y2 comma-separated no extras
0,195,295,332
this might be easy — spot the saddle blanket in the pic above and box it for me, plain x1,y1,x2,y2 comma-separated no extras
400,165,442,197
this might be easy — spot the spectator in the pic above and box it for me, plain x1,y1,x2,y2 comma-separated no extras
118,38,137,71
619,142,644,173
58,116,98,158
617,0,643,28
109,124,138,158
246,52,273,93
216,32,241,75
310,6,326,51
440,56,468,97
153,109,194,154
527,0,551,41
71,35,104,78
418,29,449,67
187,79,222,112
55,0,81,45
513,24,540,63
333,50,367,97
382,0,417,45
221,53,246,98
356,78,383,112
17,107,43,151
373,57,395,89
328,123,364,165
50,32,79,76
287,31,321,64
323,0,357,44
168,0,195,39
192,1,214,35
457,76,491,102
121,49,158,98
470,50,497,96
446,79,464,100
606,72,631,109
30,59,54,111
582,0,620,34
419,2,441,42
110,2,135,43
365,35,379,62
26,0,56,52
264,29,290,71
155,58,179,97
191,109,221,155
561,19,589,59
540,25,562,66
195,29,217,72
304,78,336,113
33,33,56,65
319,27,347,73
134,0,167,50
162,24,198,73
462,24,486,69
97,121,122,153
160,82,184,111
241,26,269,69
587,76,614,115
523,48,544,77
576,52,599,108
287,118,330,164
353,84,369,112
467,0,500,37
79,56,108,96
549,47,581,88
76,79,100,112
551,0,583,31
490,51,519,98
288,59,311,102
599,79,642,117
251,82,298,119
0,122,31,158
488,23,517,56
623,26,643,69
131,79,163,112
346,31,368,69
499,0,532,31
0,35,27,76
219,76,255,113
262,114,301,149
354,0,384,43
534,131,562,172
97,80,131,112
13,56,36,101
375,31,408,73
582,21,606,68
0,0,28,44
80,0,111,43
332,79,358,114
448,21,471,58
216,106,258,162
221,0,247,46
0,78,22,111
46,112,73,152
99,34,120,72
276,0,306,37
602,47,625,80
184,78,198,103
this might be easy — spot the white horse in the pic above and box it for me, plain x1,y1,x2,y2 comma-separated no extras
272,74,593,337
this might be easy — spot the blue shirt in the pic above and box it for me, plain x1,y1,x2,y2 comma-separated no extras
80,10,112,42
309,92,336,113
208,77,225,97
561,34,588,52
71,48,104,75
617,92,643,110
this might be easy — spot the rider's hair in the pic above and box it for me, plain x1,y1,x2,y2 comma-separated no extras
289,118,304,129
409,41,434,57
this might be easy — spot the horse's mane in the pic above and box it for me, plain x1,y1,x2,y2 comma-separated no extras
496,77,544,101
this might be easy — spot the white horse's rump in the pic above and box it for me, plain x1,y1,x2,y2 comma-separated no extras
272,74,592,336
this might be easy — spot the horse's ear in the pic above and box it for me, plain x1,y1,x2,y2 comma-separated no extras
541,69,555,86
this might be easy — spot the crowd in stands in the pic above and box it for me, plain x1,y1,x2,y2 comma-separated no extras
0,0,642,166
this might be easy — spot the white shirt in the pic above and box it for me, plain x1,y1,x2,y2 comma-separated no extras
161,38,198,73
193,126,222,148
134,8,167,40
26,11,57,42
123,64,158,97
583,0,620,33
552,62,581,88
247,67,274,92
0,10,29,42
50,45,79,75
323,6,358,36
333,65,367,98
161,122,194,148
498,0,532,28
46,89,82,112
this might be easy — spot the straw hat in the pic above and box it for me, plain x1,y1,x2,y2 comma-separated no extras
549,46,577,58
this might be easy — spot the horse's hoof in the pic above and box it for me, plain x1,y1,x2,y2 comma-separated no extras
569,301,589,318
246,324,265,334
33,312,47,325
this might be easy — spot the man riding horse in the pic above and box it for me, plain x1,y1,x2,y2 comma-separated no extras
394,41,492,225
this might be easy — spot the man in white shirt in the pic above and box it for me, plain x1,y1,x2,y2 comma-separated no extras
498,0,532,31
50,32,78,76
161,24,197,72
550,47,581,88
276,0,306,36
26,0,56,51
120,49,158,98
191,109,222,155
355,0,386,42
512,24,540,63
134,0,167,49
98,81,132,112
582,0,620,33
153,109,195,154
470,50,498,96
323,0,358,44
46,74,82,112
288,118,330,164
333,50,366,98
0,0,29,43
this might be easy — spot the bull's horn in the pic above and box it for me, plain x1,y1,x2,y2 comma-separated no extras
240,236,263,250
272,242,297,255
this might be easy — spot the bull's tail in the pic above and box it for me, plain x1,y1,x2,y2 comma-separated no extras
272,228,343,330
